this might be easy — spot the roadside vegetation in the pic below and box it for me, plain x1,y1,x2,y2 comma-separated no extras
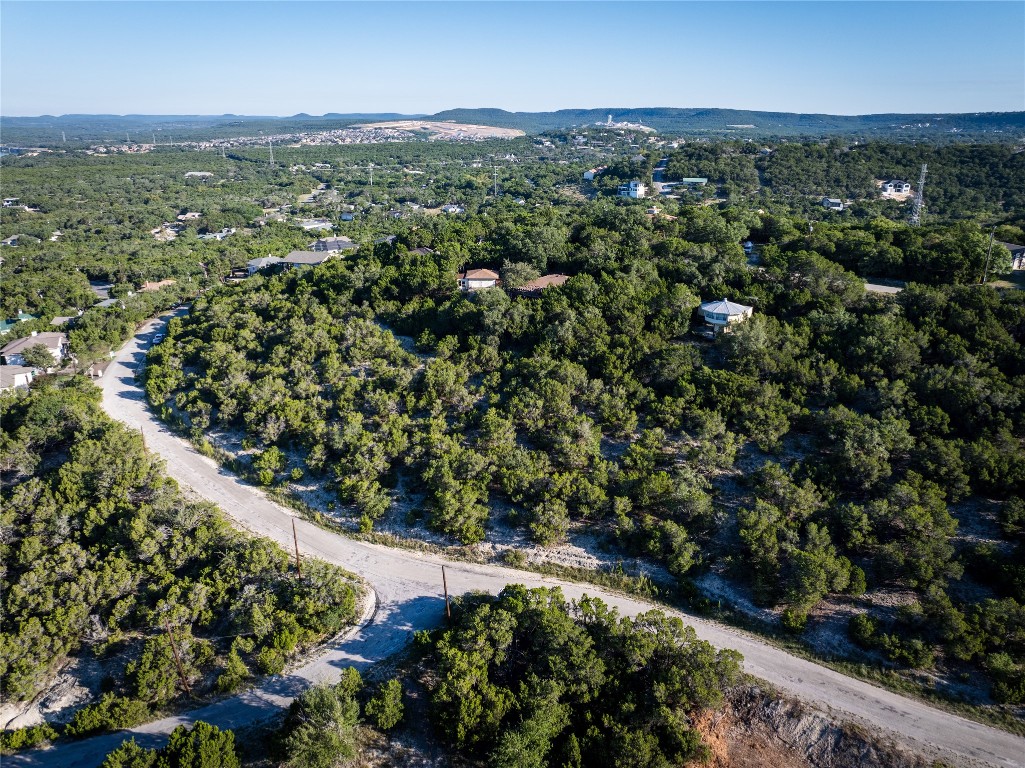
0,378,362,750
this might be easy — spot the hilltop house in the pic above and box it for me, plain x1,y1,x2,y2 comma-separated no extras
698,298,753,334
618,180,647,199
822,197,844,211
514,274,571,297
0,331,69,368
457,269,500,292
881,180,911,194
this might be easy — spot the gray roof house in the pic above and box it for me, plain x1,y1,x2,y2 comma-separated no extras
0,331,69,368
282,251,336,270
247,256,284,275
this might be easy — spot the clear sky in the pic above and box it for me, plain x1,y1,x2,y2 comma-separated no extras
2,1,1023,116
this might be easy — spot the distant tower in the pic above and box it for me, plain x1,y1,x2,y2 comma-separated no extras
62,131,67,143
909,164,927,227
607,114,613,126
268,138,274,165
493,166,499,198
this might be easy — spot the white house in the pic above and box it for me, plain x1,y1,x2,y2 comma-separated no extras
0,365,34,392
0,331,69,368
457,268,500,291
698,298,754,334
822,197,844,211
299,219,334,232
618,180,647,199
881,180,911,194
1000,242,1025,270
441,204,464,214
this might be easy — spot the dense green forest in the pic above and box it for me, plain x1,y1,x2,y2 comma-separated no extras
98,587,740,768
0,379,361,749
143,191,1025,708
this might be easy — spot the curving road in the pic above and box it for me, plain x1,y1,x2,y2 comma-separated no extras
11,315,1025,768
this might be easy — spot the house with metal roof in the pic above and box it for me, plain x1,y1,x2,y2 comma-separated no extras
514,274,571,297
0,331,69,368
247,256,284,275
698,298,753,334
281,251,336,270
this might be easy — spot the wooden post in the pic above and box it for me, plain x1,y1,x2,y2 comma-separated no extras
442,565,451,620
163,617,192,695
292,519,303,580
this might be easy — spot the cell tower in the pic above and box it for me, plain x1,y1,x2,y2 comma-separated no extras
909,163,927,227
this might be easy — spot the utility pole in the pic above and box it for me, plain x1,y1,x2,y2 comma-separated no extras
163,618,192,695
62,131,67,143
268,138,274,165
909,163,927,227
441,565,451,620
493,166,499,199
369,163,373,187
292,519,303,580
982,227,996,284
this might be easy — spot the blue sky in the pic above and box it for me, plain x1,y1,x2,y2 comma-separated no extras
2,1,1023,116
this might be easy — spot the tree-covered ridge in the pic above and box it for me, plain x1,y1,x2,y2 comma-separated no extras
0,378,360,740
664,140,1025,219
145,196,1025,706
425,585,740,767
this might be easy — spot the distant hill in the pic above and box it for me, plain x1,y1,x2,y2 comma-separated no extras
2,108,1023,146
428,107,1025,137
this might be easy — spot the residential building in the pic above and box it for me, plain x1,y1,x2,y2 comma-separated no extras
0,331,69,367
0,312,38,335
583,166,606,181
441,204,464,214
1000,241,1025,270
197,227,235,241
618,180,647,199
140,279,177,292
281,251,336,270
309,237,357,253
822,197,844,211
299,219,334,231
176,211,202,221
698,298,754,334
184,171,214,178
408,247,435,256
2,198,19,207
514,274,571,297
0,365,34,392
457,268,500,291
881,180,911,194
677,178,708,186
247,256,284,275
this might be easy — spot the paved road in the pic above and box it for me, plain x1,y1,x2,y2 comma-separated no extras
12,316,1025,767
865,282,904,295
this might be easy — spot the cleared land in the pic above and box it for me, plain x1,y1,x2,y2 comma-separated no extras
354,119,525,139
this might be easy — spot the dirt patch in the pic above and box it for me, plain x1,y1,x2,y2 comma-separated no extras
354,120,524,140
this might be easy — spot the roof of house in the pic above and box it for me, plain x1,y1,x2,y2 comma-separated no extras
998,241,1025,254
248,256,283,268
518,274,570,292
95,298,120,308
140,279,177,292
408,247,435,256
1,332,66,355
0,365,35,389
283,251,333,266
310,236,357,250
459,269,500,281
677,177,708,184
699,298,753,316
885,179,909,185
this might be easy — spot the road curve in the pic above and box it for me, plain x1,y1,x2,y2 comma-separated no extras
11,315,1024,768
